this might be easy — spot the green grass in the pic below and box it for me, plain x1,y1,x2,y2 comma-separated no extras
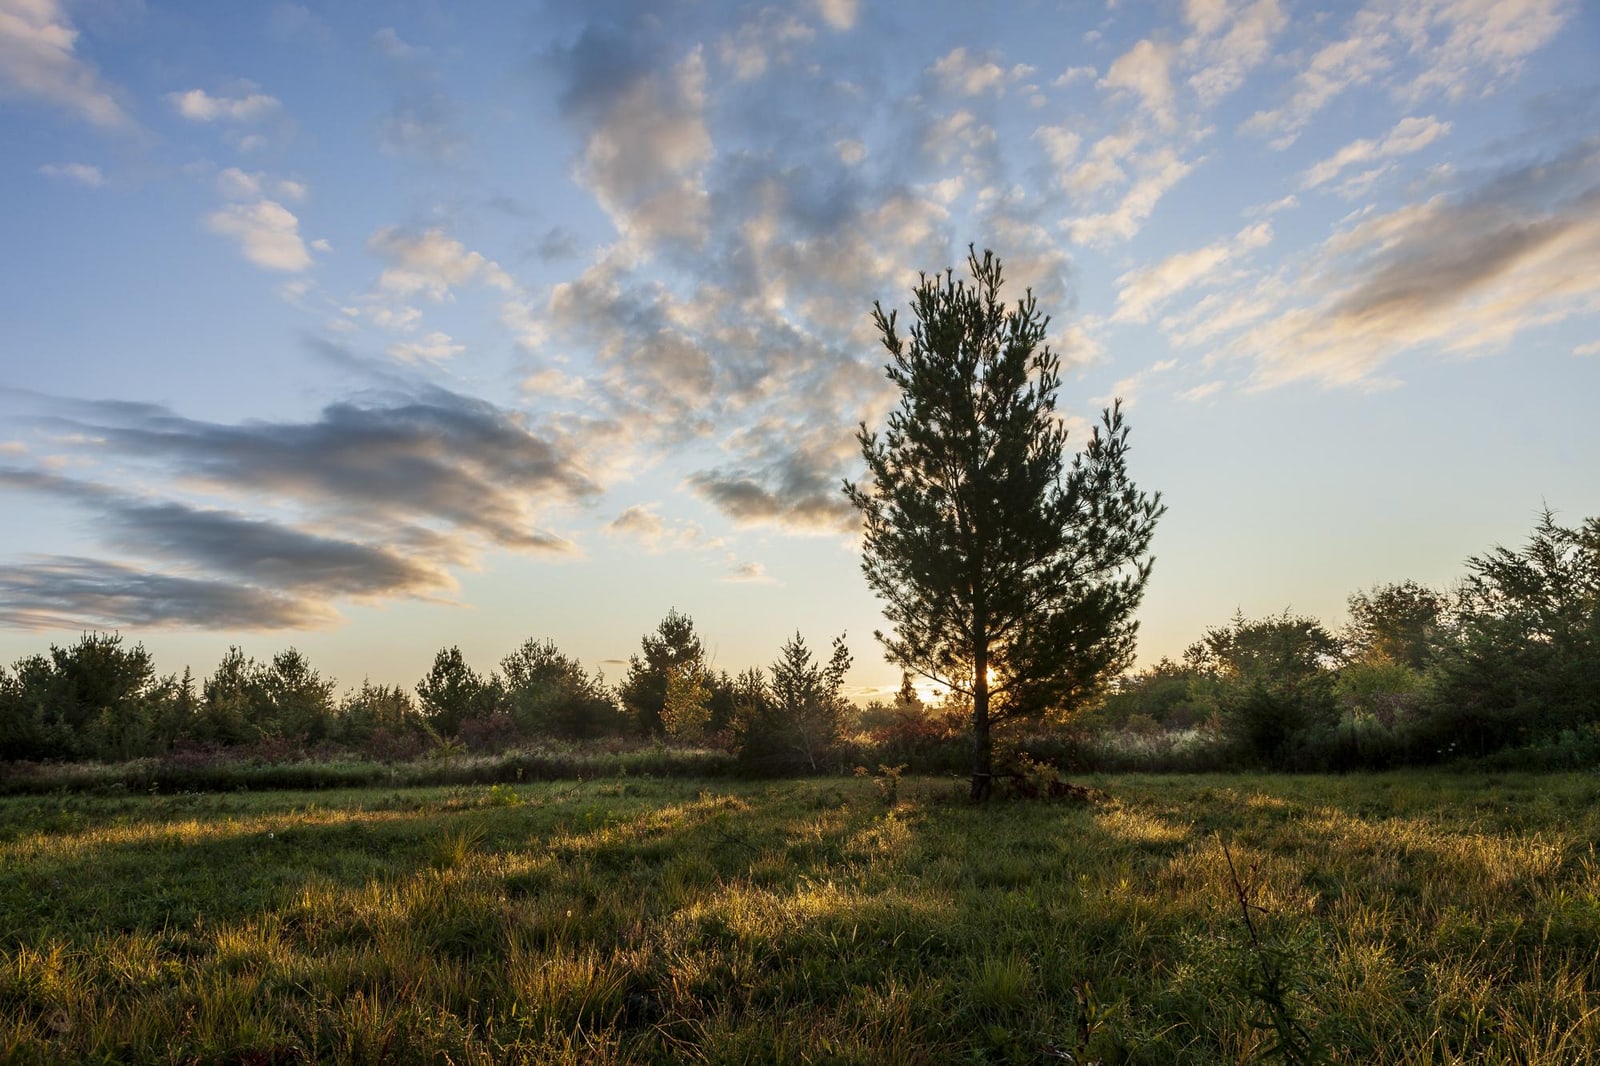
3,772,1600,1062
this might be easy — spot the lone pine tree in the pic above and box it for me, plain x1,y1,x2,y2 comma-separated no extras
845,247,1164,800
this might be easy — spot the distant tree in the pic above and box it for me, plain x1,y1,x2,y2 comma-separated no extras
416,646,501,738
0,632,160,760
1186,611,1340,768
257,648,336,743
845,248,1164,799
661,664,712,742
1095,657,1205,732
619,609,707,736
735,633,852,772
1343,581,1449,670
200,646,263,745
334,679,423,751
500,638,624,739
1428,511,1600,755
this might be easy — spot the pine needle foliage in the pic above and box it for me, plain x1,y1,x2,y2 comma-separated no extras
845,247,1164,799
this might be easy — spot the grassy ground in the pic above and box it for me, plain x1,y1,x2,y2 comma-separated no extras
3,772,1599,1063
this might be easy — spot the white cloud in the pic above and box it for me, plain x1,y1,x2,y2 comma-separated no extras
1061,128,1141,198
168,87,281,123
578,48,714,248
1233,143,1600,388
835,139,866,165
1181,0,1287,104
1244,0,1570,147
388,331,464,363
1573,340,1600,358
1066,147,1195,246
718,9,813,81
1053,65,1095,87
604,504,725,554
205,200,312,272
368,226,514,300
721,560,777,584
924,109,996,167
1403,0,1570,102
38,161,103,186
217,167,306,202
0,0,128,127
814,0,857,31
1100,39,1176,127
931,47,1009,96
1033,124,1082,170
1113,222,1273,323
1302,115,1451,189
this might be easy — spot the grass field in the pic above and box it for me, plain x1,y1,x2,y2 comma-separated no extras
4,772,1600,1063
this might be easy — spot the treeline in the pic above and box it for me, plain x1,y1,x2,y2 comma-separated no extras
4,511,1594,777
1084,511,1600,771
0,608,886,775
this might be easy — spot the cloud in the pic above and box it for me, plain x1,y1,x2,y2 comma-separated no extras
368,226,514,299
206,200,313,272
56,389,598,552
1101,39,1176,127
0,0,128,126
551,27,715,249
721,561,776,584
717,8,813,81
168,87,281,122
217,167,306,201
930,47,1009,97
604,503,724,553
1033,124,1082,170
0,467,452,600
1182,0,1287,104
687,426,861,536
0,557,339,631
38,161,103,186
814,0,857,31
1227,139,1600,388
1243,0,1570,147
373,27,467,160
1302,115,1451,189
0,380,610,630
1066,147,1196,246
387,331,465,363
1113,222,1273,323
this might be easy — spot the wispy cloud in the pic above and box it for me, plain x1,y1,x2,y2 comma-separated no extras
1302,115,1451,190
0,0,128,127
1205,139,1600,388
38,161,103,186
0,557,339,631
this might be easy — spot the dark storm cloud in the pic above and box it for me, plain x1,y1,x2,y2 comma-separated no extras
0,557,336,631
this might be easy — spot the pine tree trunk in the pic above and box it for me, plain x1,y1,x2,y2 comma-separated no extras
970,644,993,802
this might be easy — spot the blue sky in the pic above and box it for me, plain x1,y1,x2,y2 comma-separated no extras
1,0,1596,699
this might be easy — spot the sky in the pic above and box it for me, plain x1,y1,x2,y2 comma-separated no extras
1,0,1597,701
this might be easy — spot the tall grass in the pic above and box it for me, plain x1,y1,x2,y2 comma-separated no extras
3,773,1599,1061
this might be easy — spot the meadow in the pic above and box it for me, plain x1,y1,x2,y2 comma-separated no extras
3,772,1600,1064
